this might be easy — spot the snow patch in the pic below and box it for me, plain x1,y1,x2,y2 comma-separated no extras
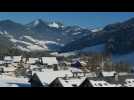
33,20,39,26
91,28,102,32
72,32,81,35
23,36,37,43
48,22,60,28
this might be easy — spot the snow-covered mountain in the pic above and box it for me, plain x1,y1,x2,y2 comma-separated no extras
0,19,92,52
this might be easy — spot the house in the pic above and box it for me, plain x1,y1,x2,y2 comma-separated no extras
80,72,134,87
98,71,116,77
29,69,73,87
80,77,122,87
49,77,86,87
12,56,22,63
4,56,13,64
41,57,58,66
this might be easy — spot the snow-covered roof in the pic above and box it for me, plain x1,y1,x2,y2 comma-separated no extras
124,79,134,87
58,77,86,87
12,56,22,62
101,71,116,77
42,57,58,65
27,58,39,64
4,56,13,61
34,69,73,86
89,80,121,87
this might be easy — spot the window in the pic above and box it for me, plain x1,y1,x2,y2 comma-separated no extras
98,83,103,87
72,84,77,87
65,81,69,83
104,83,108,86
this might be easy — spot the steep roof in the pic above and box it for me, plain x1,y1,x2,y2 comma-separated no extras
33,69,73,86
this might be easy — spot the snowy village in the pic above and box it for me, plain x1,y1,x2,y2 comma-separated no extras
0,53,133,87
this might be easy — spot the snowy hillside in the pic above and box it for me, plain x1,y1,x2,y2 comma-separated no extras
1,31,63,52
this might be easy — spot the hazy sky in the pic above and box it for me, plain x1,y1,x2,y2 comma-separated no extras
0,12,134,28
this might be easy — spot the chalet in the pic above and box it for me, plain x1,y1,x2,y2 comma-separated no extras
29,69,73,87
49,77,86,87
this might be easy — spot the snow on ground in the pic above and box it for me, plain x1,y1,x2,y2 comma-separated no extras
0,75,30,87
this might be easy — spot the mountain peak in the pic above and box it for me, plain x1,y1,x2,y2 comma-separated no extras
27,19,48,28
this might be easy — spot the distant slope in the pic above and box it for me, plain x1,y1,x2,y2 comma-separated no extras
60,17,134,55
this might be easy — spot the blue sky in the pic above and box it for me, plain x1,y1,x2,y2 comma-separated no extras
0,12,134,28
